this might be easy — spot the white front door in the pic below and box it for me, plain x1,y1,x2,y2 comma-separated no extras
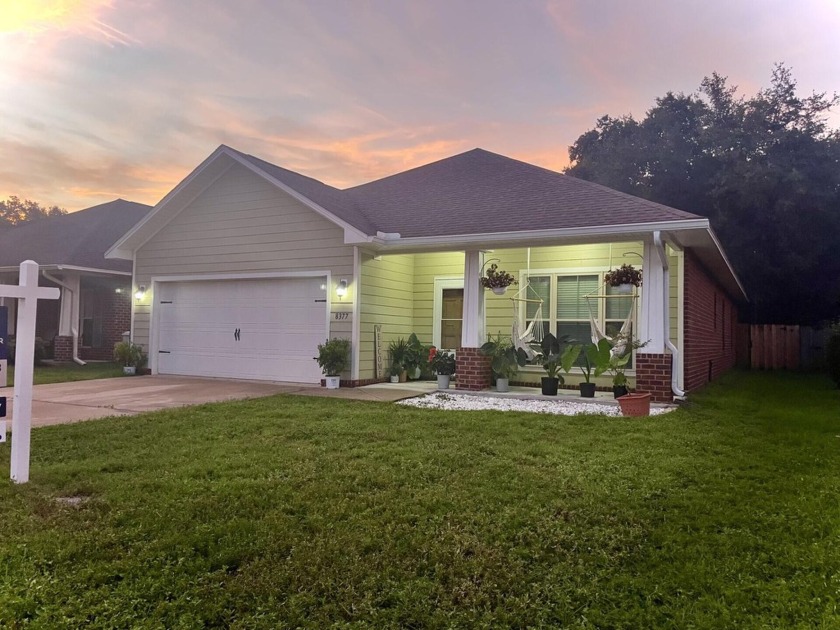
156,277,328,383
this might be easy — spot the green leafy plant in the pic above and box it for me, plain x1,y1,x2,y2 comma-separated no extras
388,337,409,374
113,341,147,368
479,263,517,290
589,335,647,387
580,343,597,383
539,332,573,382
404,333,426,375
314,338,350,376
604,264,642,287
480,335,528,379
429,350,456,376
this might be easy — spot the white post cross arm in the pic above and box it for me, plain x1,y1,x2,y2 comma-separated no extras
0,261,60,483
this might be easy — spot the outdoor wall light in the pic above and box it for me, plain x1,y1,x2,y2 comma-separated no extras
134,285,146,300
115,287,124,294
336,279,348,298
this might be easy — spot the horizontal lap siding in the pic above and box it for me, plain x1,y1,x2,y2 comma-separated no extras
359,253,415,379
133,165,354,352
412,252,465,345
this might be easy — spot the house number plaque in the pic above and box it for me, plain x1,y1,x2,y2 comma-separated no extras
331,311,352,323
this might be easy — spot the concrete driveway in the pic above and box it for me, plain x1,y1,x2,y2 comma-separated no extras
1,375,425,428
2,376,305,428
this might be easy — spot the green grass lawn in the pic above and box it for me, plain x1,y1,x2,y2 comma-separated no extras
0,371,837,628
5,361,125,386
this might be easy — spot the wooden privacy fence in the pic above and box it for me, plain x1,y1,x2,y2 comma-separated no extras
737,324,800,370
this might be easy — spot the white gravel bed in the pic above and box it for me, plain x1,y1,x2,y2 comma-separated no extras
398,392,674,416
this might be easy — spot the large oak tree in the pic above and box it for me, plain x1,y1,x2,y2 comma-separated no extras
0,196,66,227
567,65,840,325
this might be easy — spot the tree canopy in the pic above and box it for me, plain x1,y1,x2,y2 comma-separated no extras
0,196,67,227
566,65,840,325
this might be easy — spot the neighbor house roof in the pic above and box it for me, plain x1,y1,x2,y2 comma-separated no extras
0,199,151,274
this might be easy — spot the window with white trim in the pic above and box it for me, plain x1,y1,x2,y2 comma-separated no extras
523,272,637,368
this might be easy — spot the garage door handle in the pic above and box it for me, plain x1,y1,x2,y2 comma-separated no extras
234,328,240,341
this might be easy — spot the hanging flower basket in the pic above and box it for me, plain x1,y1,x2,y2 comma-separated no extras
617,392,651,417
605,264,642,290
479,263,517,293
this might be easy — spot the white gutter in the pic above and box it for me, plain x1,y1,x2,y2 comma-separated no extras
350,218,712,250
41,271,86,366
653,232,685,399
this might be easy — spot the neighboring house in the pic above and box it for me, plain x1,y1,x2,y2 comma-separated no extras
0,199,152,361
107,146,746,401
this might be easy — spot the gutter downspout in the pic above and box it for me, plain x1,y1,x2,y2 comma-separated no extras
653,232,686,399
41,271,86,366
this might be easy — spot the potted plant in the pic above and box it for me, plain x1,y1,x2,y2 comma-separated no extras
388,361,402,383
479,263,517,296
480,334,528,392
589,335,647,398
403,333,426,380
388,337,410,382
314,338,350,389
113,341,146,375
617,392,651,416
429,349,456,389
538,332,572,396
604,263,642,294
579,343,598,397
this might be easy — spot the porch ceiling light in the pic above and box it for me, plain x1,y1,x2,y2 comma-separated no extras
134,285,146,300
336,279,348,298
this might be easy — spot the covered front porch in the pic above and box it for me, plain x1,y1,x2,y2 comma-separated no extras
357,234,685,402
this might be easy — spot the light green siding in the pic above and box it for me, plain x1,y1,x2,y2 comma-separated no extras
133,163,355,354
358,253,415,379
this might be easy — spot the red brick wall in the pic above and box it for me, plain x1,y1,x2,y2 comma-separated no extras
455,347,492,391
53,336,73,362
635,353,673,403
683,251,738,391
79,286,131,361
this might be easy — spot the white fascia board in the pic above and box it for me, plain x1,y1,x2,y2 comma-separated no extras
350,218,712,252
0,264,130,277
706,227,748,301
225,150,372,244
105,145,234,260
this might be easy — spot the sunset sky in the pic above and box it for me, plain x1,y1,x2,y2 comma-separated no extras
2,0,839,211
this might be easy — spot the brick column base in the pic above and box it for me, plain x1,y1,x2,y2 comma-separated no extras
53,335,74,362
455,347,491,391
635,353,674,403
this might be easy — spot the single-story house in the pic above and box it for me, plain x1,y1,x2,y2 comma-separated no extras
107,146,746,401
0,199,151,361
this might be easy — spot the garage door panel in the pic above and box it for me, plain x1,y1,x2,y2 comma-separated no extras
156,277,328,383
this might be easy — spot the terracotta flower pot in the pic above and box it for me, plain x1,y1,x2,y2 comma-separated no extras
617,392,651,417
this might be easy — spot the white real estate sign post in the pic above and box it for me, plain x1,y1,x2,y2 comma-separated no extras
0,261,60,483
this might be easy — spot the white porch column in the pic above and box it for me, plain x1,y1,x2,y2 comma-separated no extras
461,250,485,347
640,238,666,353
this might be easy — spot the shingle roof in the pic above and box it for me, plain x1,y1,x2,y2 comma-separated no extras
0,199,152,273
342,148,700,238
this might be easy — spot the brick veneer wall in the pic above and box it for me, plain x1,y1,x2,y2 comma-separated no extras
635,353,674,403
53,336,73,362
683,251,738,392
455,347,492,391
79,287,132,361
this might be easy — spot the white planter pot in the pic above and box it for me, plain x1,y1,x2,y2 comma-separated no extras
390,375,400,383
496,377,509,392
123,366,136,376
491,287,507,296
325,376,341,389
615,283,634,294
437,374,451,389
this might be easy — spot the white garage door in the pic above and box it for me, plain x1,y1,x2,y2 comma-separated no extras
156,277,328,383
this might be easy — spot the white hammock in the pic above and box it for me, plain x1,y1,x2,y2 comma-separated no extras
585,292,635,359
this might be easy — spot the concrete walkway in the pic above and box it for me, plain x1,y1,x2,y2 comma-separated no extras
1,375,426,429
